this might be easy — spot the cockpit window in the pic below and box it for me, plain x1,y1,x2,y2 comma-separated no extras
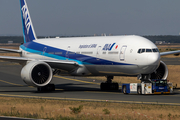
152,49,157,52
152,48,159,52
156,49,159,52
141,49,145,53
146,49,152,52
138,48,159,54
138,49,141,53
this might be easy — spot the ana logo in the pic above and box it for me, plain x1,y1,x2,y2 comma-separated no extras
21,4,31,34
102,43,116,51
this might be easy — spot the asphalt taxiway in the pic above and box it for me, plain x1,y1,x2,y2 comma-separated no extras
161,57,180,65
0,61,180,105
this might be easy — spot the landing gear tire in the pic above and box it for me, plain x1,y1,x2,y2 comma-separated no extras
137,86,141,95
100,83,106,90
123,86,127,94
37,84,55,92
100,83,119,90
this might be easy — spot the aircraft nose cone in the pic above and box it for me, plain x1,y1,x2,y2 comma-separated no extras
147,54,160,65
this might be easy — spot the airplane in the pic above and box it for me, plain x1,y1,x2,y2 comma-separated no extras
0,0,180,91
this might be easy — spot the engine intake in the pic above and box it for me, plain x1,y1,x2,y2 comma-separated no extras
150,61,168,80
21,61,53,87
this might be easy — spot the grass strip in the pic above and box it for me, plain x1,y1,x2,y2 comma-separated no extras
0,97,180,120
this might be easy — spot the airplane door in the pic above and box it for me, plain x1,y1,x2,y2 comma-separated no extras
43,47,47,55
120,45,127,61
66,46,70,59
96,46,101,60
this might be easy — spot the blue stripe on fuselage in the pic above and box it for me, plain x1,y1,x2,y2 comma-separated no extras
21,42,134,66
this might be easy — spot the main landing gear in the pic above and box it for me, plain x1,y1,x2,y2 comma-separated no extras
140,74,152,83
100,76,119,90
37,84,55,92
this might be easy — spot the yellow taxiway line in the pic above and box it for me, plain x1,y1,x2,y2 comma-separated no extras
85,91,122,94
54,76,100,85
0,79,24,87
54,75,122,88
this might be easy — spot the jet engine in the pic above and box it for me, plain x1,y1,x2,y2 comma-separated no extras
21,61,53,87
150,61,168,80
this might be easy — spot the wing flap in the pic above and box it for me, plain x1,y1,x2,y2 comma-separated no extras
0,56,32,64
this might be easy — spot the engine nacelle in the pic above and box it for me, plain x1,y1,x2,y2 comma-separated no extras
21,61,53,87
150,61,168,80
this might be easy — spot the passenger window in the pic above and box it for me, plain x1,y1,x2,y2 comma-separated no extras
146,49,152,52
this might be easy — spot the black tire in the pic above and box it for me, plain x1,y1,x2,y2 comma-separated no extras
115,83,119,90
49,84,55,91
137,86,141,95
37,87,41,92
100,83,106,90
112,83,119,90
101,83,119,90
46,84,55,91
123,86,127,94
37,84,55,92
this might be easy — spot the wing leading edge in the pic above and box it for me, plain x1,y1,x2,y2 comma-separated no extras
160,50,180,56
0,56,79,71
0,48,22,53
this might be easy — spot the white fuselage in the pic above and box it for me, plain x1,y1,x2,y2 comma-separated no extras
20,35,160,76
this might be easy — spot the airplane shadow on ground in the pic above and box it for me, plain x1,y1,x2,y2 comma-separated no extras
0,83,179,95
35,83,121,93
0,83,121,93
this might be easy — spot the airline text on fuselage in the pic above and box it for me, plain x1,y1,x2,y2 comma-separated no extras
79,44,97,49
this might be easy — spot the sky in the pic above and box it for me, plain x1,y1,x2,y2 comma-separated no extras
0,0,180,36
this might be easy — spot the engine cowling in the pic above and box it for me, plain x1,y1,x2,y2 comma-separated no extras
150,61,168,80
21,61,53,87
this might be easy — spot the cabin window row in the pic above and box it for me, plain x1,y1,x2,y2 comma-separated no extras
30,51,119,55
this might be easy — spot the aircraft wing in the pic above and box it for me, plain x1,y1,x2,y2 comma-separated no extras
160,50,180,56
0,48,22,53
0,56,79,70
0,56,30,64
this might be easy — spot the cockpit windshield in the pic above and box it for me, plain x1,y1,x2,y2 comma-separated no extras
138,48,159,54
146,49,152,52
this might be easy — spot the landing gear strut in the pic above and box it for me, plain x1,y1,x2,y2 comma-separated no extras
100,76,119,90
140,74,152,83
37,84,55,92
